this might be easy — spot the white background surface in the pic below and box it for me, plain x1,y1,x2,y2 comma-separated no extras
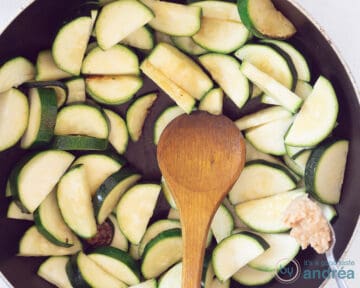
0,0,359,287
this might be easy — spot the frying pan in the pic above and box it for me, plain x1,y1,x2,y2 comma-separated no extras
0,0,359,287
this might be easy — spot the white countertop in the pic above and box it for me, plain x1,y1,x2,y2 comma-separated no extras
0,0,359,287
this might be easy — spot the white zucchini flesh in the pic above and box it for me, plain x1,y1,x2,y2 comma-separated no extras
141,228,182,279
95,0,154,50
240,61,302,113
285,144,306,158
141,59,196,114
232,266,275,286
158,262,182,288
7,201,33,221
171,36,207,55
245,116,294,156
235,106,292,131
34,190,78,247
161,177,177,209
16,150,75,213
104,109,129,154
211,204,234,243
18,226,82,256
288,149,312,176
261,39,311,82
317,202,337,222
147,43,213,101
65,77,86,104
153,106,185,145
212,232,268,281
139,219,181,256
72,154,122,196
117,184,161,244
129,279,157,288
86,75,143,105
141,0,201,36
198,88,224,115
0,57,35,93
199,54,249,109
248,233,300,271
235,189,306,233
127,93,158,142
55,104,109,139
245,140,283,165
0,88,29,152
82,45,139,75
285,76,339,147
192,0,241,21
211,278,230,288
235,44,295,89
38,256,73,288
228,160,296,205
57,165,97,238
52,17,93,75
36,50,72,81
121,26,155,50
109,215,129,252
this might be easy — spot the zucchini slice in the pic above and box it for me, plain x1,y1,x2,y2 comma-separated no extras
139,219,181,256
11,150,75,213
7,201,33,221
235,43,296,90
211,204,234,243
305,139,349,204
130,279,157,288
55,104,109,139
0,88,29,152
141,59,196,114
36,50,72,81
142,0,201,36
104,109,129,154
109,214,129,252
121,26,155,50
248,233,299,271
238,0,296,39
235,189,306,233
72,153,123,196
57,165,97,238
285,76,339,147
19,226,82,256
241,61,302,113
245,116,293,155
34,190,78,247
199,53,249,109
141,228,182,279
171,36,207,55
52,135,109,151
130,243,141,261
198,88,224,116
153,106,185,144
261,39,311,82
66,252,127,288
229,160,296,204
65,77,86,104
82,45,139,75
21,88,57,149
191,1,248,53
89,246,140,285
52,16,93,75
318,202,337,222
38,256,73,288
86,75,143,105
94,167,141,224
161,177,177,209
158,262,182,288
232,266,275,286
235,106,292,131
117,183,161,244
202,252,215,288
127,93,158,142
146,43,214,100
155,31,173,45
212,232,269,281
0,57,35,93
284,149,312,176
95,0,154,50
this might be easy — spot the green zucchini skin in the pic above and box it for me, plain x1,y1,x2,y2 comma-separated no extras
237,0,263,38
234,231,270,251
52,135,109,151
66,253,92,288
21,80,69,102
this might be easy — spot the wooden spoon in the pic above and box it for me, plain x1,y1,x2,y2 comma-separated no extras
157,111,246,288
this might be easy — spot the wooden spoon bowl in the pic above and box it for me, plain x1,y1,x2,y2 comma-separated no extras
157,111,246,288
